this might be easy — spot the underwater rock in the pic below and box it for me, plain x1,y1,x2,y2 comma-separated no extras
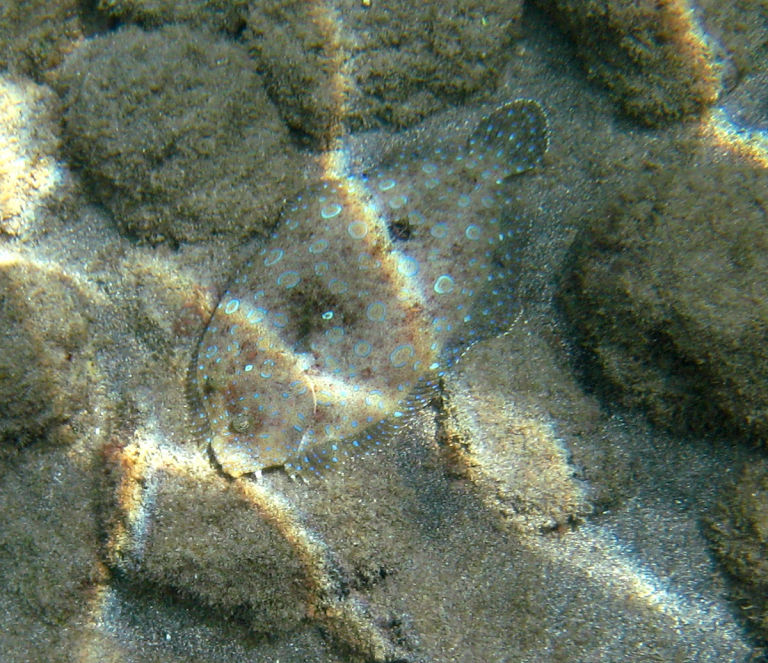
100,432,411,659
0,252,101,451
101,442,310,633
245,0,524,145
532,0,720,125
557,152,768,442
53,24,303,244
719,70,768,132
190,99,549,478
0,75,69,238
442,320,593,533
0,0,84,78
0,446,104,649
707,459,768,642
97,0,249,33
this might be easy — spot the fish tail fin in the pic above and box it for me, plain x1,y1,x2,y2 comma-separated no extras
467,99,549,179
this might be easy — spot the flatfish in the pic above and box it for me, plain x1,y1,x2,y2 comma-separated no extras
190,100,549,477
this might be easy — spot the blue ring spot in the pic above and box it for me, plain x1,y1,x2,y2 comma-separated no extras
366,301,387,322
388,194,407,210
260,359,275,379
309,239,328,254
430,223,448,239
264,248,284,266
246,307,267,323
390,344,414,368
347,220,367,239
277,270,301,288
321,203,342,219
354,341,372,357
465,224,482,240
224,299,240,315
378,178,396,191
365,392,382,407
271,312,288,328
357,252,379,270
397,255,420,277
325,326,344,344
328,278,349,294
408,210,426,226
434,274,455,294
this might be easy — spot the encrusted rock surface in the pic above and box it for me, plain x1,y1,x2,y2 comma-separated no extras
442,320,595,533
244,0,525,144
0,0,85,78
0,254,102,451
708,459,768,643
0,74,76,238
533,0,720,125
557,152,768,442
53,24,303,244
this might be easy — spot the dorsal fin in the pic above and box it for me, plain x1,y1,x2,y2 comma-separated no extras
468,99,549,178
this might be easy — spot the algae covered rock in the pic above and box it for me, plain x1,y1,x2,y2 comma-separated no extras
101,446,310,633
442,321,594,533
557,154,768,441
707,459,768,641
532,0,719,125
0,447,103,643
0,253,100,451
701,0,768,133
98,436,407,659
0,75,71,238
97,0,249,33
54,24,302,244
245,0,524,145
0,0,84,78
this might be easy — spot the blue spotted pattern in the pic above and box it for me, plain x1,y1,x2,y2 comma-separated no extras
190,100,549,478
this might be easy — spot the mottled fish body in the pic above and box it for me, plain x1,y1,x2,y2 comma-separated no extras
190,100,548,477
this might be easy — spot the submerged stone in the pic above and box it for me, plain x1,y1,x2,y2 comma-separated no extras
0,252,101,451
54,24,302,244
190,100,549,477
